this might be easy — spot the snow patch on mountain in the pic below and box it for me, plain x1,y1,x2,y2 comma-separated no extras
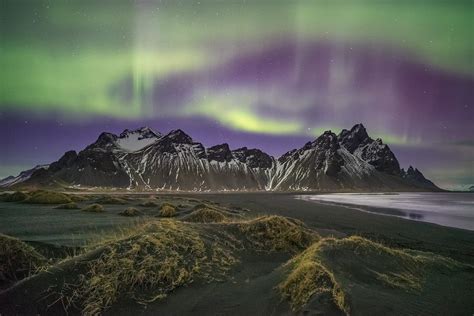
0,165,49,187
115,127,161,152
116,134,158,152
4,124,439,191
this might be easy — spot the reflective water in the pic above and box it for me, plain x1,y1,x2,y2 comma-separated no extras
297,192,474,231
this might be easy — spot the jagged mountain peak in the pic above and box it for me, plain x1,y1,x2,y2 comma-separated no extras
338,124,400,175
163,129,194,144
351,122,368,134
86,132,118,151
338,123,372,153
87,127,161,153
119,126,161,139
207,143,233,162
232,147,273,169
6,123,440,191
405,165,422,175
209,143,231,151
401,165,437,190
311,130,339,148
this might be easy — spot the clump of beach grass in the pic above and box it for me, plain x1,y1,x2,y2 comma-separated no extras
278,236,459,314
2,191,30,202
69,195,89,202
237,215,318,253
119,207,142,217
66,219,238,315
55,202,79,209
96,196,128,205
183,207,228,223
82,204,105,213
24,190,72,204
0,234,47,286
158,203,176,217
278,240,349,314
55,215,317,315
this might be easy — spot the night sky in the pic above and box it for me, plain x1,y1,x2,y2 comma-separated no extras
1,0,473,189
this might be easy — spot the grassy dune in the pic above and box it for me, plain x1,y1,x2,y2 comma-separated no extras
158,203,177,217
119,207,142,217
1,191,30,202
0,193,473,315
0,234,47,288
70,220,238,315
82,203,105,213
1,190,76,204
24,190,72,204
55,202,79,209
280,236,474,315
0,214,317,315
184,207,228,223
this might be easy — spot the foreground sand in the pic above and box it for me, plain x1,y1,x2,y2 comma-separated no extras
0,191,473,315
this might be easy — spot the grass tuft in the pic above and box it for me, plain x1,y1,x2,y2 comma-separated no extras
237,215,318,253
69,195,89,202
158,203,176,217
67,220,237,315
278,236,464,314
96,196,128,205
0,234,47,287
183,207,227,223
2,191,30,202
55,202,79,209
82,204,105,213
278,240,349,314
119,207,142,217
24,190,72,204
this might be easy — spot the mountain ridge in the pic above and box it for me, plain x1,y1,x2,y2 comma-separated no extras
1,124,440,192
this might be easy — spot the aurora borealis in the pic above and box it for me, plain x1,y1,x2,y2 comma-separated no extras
1,0,473,189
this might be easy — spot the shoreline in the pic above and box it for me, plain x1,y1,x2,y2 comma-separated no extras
1,191,473,315
296,193,474,232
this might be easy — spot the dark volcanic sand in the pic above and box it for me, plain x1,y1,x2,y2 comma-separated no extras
200,193,474,264
0,193,473,315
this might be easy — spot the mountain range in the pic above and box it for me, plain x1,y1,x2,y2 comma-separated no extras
0,124,439,191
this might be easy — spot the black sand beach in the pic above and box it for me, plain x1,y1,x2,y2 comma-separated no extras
0,192,473,315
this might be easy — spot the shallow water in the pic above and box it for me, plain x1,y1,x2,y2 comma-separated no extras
297,192,474,231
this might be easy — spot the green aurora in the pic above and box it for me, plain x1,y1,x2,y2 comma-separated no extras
1,0,473,189
1,0,472,123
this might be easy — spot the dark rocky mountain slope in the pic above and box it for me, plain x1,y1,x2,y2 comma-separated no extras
2,124,439,191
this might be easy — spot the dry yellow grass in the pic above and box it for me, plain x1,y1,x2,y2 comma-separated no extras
24,190,72,204
278,236,463,314
1,191,30,202
82,204,105,213
119,207,142,217
0,234,47,285
55,202,79,209
67,220,238,315
158,203,176,217
183,207,227,223
278,240,349,314
53,214,320,315
237,215,318,253
69,195,89,202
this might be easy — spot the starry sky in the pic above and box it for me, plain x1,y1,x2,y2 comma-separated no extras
1,0,473,190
